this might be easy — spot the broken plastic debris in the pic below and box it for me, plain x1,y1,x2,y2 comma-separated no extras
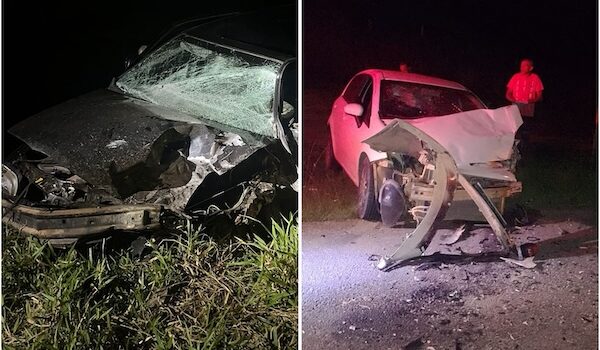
218,159,235,170
440,224,466,245
349,325,356,331
106,140,128,149
221,132,245,147
516,243,539,258
376,257,389,270
500,256,537,269
403,337,424,350
66,175,86,184
413,275,426,282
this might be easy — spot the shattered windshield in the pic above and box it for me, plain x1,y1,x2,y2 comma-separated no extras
379,80,484,119
116,36,282,137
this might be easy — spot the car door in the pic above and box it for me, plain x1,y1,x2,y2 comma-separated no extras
330,74,374,182
330,74,368,168
344,76,375,182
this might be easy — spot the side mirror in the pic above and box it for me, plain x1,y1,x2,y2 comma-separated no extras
124,57,133,70
124,44,148,70
344,103,364,117
344,103,364,128
137,45,148,56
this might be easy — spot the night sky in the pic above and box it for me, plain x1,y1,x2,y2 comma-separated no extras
304,0,597,138
2,0,597,144
2,0,290,134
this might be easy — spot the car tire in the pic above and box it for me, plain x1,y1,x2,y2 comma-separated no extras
324,139,341,172
357,156,379,220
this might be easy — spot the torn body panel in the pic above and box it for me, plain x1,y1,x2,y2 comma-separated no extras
363,117,515,270
10,90,186,193
406,105,522,182
2,199,161,240
406,105,522,166
5,90,296,240
9,90,267,208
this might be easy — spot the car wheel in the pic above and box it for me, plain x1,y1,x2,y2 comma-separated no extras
357,156,379,220
324,139,341,172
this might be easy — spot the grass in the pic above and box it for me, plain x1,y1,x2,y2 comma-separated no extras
2,215,298,349
302,88,358,221
302,170,357,221
506,145,597,224
302,141,357,221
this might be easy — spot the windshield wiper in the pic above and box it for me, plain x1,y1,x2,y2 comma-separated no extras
380,112,424,120
108,79,153,103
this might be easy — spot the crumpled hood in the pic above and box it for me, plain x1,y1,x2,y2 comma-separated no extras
364,105,522,181
405,105,522,166
9,89,269,209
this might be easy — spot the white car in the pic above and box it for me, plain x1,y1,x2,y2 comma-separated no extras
327,69,523,267
325,69,522,267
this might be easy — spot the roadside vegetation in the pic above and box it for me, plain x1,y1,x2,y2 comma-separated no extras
302,142,357,221
507,144,597,225
2,216,298,349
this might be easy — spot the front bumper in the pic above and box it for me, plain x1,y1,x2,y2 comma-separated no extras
2,199,162,239
453,181,522,213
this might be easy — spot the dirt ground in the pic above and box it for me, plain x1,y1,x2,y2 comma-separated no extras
301,219,598,350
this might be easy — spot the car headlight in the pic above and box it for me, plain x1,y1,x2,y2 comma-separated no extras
2,164,19,197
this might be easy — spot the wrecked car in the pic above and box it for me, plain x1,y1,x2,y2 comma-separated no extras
2,8,297,244
326,69,522,269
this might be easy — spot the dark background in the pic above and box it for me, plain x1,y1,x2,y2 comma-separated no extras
304,0,598,140
2,0,292,138
2,1,597,142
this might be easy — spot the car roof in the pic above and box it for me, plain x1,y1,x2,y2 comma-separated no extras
361,69,468,90
182,6,296,62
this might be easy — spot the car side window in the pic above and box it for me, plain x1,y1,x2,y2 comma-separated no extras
342,74,373,127
359,79,373,127
342,74,370,104
280,61,297,123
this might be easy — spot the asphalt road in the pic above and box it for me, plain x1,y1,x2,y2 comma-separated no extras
301,218,598,350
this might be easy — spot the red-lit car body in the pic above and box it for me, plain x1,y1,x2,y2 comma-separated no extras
327,69,522,226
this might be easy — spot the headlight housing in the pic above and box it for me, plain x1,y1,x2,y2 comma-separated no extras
2,164,19,197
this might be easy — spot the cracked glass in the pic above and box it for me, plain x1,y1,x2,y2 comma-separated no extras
116,36,282,137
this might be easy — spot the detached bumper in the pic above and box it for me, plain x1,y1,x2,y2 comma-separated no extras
2,199,162,239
